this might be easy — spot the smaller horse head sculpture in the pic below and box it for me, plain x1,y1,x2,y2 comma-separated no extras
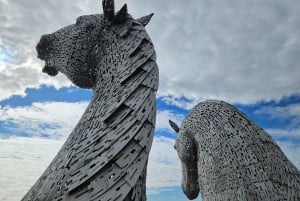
169,120,200,200
170,100,300,201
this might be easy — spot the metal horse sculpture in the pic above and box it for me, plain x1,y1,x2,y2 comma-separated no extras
170,100,300,201
23,1,158,200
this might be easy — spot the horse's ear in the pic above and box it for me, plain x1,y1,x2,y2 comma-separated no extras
169,120,179,133
112,4,128,24
136,13,154,26
102,0,115,21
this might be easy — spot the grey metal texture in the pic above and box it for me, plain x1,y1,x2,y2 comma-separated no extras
170,100,300,201
22,1,158,201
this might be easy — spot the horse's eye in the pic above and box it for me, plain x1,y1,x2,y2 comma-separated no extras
86,23,96,31
174,145,177,150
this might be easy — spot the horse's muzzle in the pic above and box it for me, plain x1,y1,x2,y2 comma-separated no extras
182,183,200,200
36,34,55,60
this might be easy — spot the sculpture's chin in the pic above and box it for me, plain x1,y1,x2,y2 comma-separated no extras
42,65,59,76
184,190,199,200
68,74,95,89
183,184,199,200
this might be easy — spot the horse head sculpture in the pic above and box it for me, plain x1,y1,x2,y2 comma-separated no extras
170,100,300,200
23,1,158,200
36,1,153,89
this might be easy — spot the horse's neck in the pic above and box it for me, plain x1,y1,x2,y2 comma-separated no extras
90,24,157,120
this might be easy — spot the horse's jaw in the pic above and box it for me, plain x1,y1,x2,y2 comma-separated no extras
181,162,200,200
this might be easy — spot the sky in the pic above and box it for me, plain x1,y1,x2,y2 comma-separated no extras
0,0,300,200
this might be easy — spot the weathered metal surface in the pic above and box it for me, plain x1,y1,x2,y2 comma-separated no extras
22,1,158,200
170,100,300,201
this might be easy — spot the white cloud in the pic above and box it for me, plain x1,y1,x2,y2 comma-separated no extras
147,136,181,189
255,102,300,114
156,110,185,133
0,137,64,201
277,140,300,169
147,187,176,196
0,101,88,139
161,96,200,110
2,0,300,103
152,0,300,104
255,103,300,140
268,128,300,140
0,58,72,101
255,103,300,122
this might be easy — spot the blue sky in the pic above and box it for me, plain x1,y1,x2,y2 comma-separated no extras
1,0,300,200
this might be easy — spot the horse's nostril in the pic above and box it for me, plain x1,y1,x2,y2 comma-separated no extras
42,66,58,76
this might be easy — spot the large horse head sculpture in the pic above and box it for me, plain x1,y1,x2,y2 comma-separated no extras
23,1,158,200
170,100,300,200
37,0,154,89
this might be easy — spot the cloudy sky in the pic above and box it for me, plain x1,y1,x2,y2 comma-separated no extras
1,0,300,200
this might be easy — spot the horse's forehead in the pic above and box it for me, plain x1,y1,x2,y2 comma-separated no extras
176,133,187,148
53,14,104,35
76,14,104,25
